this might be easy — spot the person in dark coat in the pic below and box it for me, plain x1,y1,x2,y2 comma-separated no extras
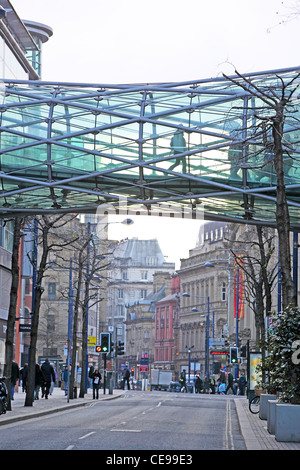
91,369,102,399
123,368,131,390
41,359,55,399
238,371,247,395
226,368,236,395
21,363,28,392
11,361,19,400
34,363,45,400
195,375,203,393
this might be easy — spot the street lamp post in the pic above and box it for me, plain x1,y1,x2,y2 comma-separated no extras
185,345,194,385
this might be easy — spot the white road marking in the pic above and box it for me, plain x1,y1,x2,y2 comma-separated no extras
110,429,141,432
78,431,96,440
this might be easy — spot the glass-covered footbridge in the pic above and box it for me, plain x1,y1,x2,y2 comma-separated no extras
1,66,300,228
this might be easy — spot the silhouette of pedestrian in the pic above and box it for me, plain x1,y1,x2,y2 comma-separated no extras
226,368,236,395
41,358,55,399
180,369,187,392
238,371,247,395
91,369,102,399
123,368,131,390
34,363,45,400
11,360,19,400
169,130,187,173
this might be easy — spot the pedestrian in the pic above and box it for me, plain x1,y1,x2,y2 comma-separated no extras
123,367,131,390
203,376,210,394
195,375,203,393
225,368,236,395
21,363,28,392
238,371,247,395
11,360,19,400
41,358,56,399
61,365,69,396
169,129,187,172
34,363,45,400
88,363,95,389
179,369,187,392
50,363,57,395
210,376,216,394
91,369,101,399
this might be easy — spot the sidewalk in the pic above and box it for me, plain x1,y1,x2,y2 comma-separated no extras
0,386,125,426
235,397,300,450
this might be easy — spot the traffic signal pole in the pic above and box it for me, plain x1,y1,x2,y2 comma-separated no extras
103,353,107,395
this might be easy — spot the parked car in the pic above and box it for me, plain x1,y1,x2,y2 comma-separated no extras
168,381,181,392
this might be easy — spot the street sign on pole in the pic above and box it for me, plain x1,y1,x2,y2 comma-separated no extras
19,324,31,332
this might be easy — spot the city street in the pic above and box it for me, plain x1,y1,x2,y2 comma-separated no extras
0,391,246,451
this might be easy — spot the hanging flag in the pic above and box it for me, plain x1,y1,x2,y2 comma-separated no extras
234,255,245,319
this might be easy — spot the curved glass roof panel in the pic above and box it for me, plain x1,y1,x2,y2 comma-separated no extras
0,67,300,228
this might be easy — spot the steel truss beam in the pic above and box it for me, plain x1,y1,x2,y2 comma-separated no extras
0,66,299,228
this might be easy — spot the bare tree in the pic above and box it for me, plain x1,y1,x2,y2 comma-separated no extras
224,70,300,309
3,216,23,410
25,214,78,407
229,225,278,344
68,229,109,399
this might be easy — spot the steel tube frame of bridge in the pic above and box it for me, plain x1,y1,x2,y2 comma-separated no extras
0,66,300,228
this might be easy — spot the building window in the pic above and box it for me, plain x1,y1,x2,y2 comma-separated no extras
47,314,55,332
0,220,14,252
141,271,148,280
146,256,157,265
48,282,56,299
122,271,128,280
118,289,123,299
221,282,226,301
140,289,147,299
117,305,123,316
25,278,30,295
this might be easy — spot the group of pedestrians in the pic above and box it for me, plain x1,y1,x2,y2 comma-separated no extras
213,367,247,395
178,367,247,395
10,358,57,400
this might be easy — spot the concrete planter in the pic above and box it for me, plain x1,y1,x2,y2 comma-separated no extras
267,400,278,434
259,394,277,420
275,403,300,442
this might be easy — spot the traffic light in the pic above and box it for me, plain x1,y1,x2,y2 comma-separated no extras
240,345,247,358
230,347,238,364
117,340,125,356
99,332,111,353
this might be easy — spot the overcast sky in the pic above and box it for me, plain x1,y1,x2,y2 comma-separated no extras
11,0,300,268
12,0,300,84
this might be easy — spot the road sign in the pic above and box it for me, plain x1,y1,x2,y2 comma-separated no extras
88,336,97,347
19,324,31,332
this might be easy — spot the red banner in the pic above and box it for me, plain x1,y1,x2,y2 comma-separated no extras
234,256,245,319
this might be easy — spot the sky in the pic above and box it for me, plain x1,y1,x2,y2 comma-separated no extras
11,0,300,268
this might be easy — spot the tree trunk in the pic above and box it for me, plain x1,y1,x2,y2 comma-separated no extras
273,102,297,309
3,217,22,410
25,222,49,407
69,237,89,399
